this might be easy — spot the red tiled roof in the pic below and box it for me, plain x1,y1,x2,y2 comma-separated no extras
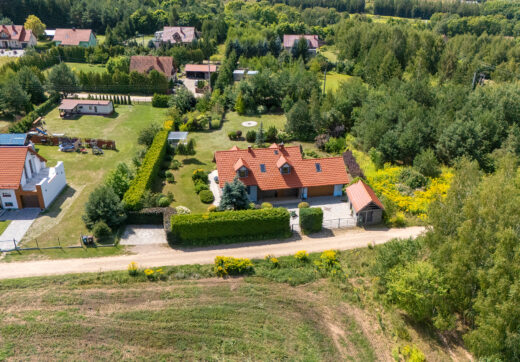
53,28,93,46
345,180,384,212
283,34,320,49
185,64,218,73
214,144,349,191
160,27,197,43
276,155,290,168
233,158,248,171
0,147,46,189
59,99,112,111
130,56,176,77
0,25,34,42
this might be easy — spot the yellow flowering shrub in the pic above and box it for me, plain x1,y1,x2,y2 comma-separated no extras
214,256,254,277
127,262,138,276
294,250,309,262
367,165,453,217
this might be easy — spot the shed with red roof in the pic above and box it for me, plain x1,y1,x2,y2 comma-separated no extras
345,180,384,225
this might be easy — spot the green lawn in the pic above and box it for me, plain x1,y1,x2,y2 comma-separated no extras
322,72,355,93
0,56,13,68
161,112,326,213
8,104,167,259
64,62,106,74
126,34,155,46
0,220,11,236
319,45,338,62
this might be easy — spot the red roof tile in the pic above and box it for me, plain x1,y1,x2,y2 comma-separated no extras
214,144,349,191
233,158,248,171
0,147,46,189
0,25,34,43
185,64,218,73
345,180,384,212
160,27,197,43
283,34,320,49
130,56,176,77
53,28,94,46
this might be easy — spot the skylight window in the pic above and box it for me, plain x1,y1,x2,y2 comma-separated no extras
260,164,266,172
274,150,279,155
315,163,322,172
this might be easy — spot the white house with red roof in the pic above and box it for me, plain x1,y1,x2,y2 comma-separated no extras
345,180,384,225
214,143,349,202
0,146,66,209
154,26,198,47
58,99,114,117
0,25,36,49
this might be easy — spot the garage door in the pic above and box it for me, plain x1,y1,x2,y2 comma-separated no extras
308,185,334,197
21,195,40,208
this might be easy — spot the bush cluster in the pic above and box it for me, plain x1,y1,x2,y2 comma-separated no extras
214,256,254,277
170,208,291,245
199,189,215,204
123,130,169,210
299,207,323,234
126,207,175,225
9,94,60,133
152,93,169,108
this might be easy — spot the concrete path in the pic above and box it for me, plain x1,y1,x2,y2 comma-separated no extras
0,227,424,280
0,208,40,250
208,170,221,206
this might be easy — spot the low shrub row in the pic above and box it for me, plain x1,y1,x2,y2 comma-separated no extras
299,207,323,234
170,208,291,245
123,130,169,210
214,256,254,277
9,94,60,133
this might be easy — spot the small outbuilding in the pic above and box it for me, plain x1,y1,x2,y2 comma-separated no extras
58,99,114,117
345,180,384,226
233,69,258,82
168,131,188,147
185,64,218,79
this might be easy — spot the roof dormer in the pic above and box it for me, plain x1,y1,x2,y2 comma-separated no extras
234,158,248,178
276,156,291,174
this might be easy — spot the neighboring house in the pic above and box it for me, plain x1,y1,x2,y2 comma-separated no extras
283,34,320,54
214,143,349,202
154,26,197,47
185,64,218,79
0,25,36,49
345,180,384,225
130,55,176,80
44,29,55,40
168,131,188,147
58,99,114,117
0,146,66,209
53,28,96,47
233,69,258,82
0,133,30,147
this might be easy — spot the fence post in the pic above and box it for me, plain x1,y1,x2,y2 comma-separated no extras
338,219,340,228
58,237,61,248
35,238,39,250
13,239,20,254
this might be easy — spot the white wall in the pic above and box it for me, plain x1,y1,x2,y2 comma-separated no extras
38,161,67,208
76,103,113,114
0,189,18,209
20,153,45,187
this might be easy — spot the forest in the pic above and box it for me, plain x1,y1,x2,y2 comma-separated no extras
2,0,520,359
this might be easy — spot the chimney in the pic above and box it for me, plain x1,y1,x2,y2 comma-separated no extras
72,27,76,31
248,145,252,152
279,143,284,151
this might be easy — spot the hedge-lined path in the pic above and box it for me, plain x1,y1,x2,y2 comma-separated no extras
71,92,152,103
0,226,424,280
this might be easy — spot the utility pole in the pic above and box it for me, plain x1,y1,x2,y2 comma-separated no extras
208,60,212,93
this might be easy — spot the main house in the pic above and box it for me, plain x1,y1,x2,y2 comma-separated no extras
0,146,67,209
129,55,176,81
283,34,320,54
345,180,384,225
58,99,114,117
214,143,349,202
53,28,96,47
154,26,197,47
0,25,36,49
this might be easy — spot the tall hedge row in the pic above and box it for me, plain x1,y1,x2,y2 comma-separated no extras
9,94,60,133
299,207,323,234
170,208,291,245
123,130,168,210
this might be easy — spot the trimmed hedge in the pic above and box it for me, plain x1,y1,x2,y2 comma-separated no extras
9,94,60,133
170,208,291,245
199,190,214,204
126,207,176,225
152,93,169,108
299,207,323,234
123,130,169,210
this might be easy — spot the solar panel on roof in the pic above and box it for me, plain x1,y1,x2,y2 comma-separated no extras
0,133,27,146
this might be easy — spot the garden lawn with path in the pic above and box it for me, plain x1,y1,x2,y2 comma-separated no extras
4,104,167,261
0,220,11,237
161,112,328,213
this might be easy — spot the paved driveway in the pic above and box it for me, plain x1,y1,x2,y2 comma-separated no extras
120,225,167,245
0,208,40,250
0,226,425,279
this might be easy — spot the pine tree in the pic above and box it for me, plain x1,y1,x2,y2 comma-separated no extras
256,122,264,147
235,92,245,115
219,177,250,210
